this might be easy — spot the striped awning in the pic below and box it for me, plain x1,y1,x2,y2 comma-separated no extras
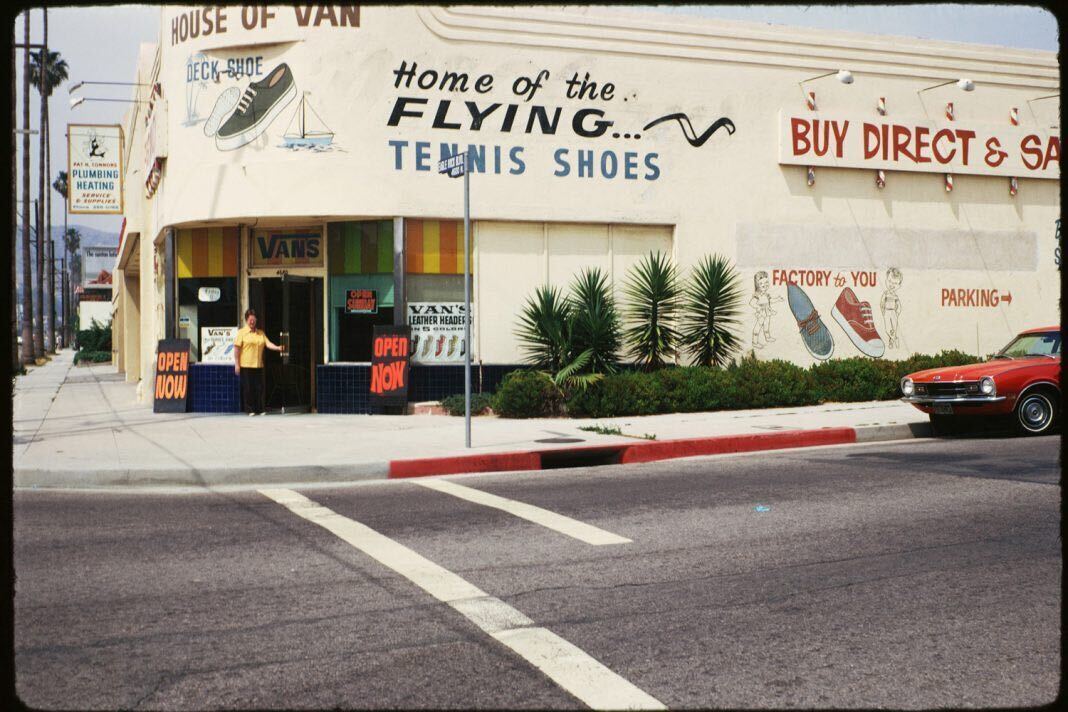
405,219,468,275
176,227,239,278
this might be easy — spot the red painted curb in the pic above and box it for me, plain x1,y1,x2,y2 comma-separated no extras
619,427,857,464
389,451,541,478
388,427,859,478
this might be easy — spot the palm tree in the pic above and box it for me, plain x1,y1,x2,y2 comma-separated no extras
680,255,744,368
65,227,81,285
30,42,67,352
53,170,69,345
622,251,680,370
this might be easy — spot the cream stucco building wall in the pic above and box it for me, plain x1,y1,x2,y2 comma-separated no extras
114,5,1060,397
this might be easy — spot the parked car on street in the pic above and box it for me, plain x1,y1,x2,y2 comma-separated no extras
901,326,1061,435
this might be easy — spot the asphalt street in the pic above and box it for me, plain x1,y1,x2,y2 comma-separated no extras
13,435,1061,709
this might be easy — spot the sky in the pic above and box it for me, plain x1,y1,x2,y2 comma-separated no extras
13,4,1059,236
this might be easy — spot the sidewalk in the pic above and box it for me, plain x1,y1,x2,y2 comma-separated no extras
13,352,930,489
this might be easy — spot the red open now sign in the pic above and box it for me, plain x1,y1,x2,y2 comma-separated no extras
346,289,378,314
153,339,191,413
370,325,411,406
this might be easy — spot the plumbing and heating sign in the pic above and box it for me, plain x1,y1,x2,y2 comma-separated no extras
68,124,124,214
779,112,1059,179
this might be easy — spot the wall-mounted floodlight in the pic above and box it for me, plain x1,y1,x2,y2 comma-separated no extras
69,80,147,95
918,78,976,94
798,69,855,110
70,96,145,110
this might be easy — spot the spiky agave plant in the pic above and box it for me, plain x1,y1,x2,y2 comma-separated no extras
622,251,680,369
568,267,621,375
680,255,744,367
515,285,572,372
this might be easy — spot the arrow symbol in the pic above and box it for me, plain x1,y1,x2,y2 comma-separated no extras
1001,291,1013,304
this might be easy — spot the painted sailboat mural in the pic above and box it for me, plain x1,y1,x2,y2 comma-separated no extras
282,92,335,149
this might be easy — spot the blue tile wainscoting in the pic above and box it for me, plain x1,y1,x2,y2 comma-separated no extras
189,363,241,413
187,363,524,415
315,363,523,414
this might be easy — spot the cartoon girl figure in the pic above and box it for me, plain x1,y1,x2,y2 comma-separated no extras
750,271,782,348
880,267,903,349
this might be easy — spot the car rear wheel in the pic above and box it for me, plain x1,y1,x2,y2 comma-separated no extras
1014,390,1058,435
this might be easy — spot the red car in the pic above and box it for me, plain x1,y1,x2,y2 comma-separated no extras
901,326,1061,435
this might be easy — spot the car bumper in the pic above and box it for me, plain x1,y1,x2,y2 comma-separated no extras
901,395,1006,405
902,395,1013,417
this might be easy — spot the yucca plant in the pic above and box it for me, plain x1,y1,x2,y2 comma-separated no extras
516,285,572,372
568,267,621,375
622,251,680,369
680,255,743,367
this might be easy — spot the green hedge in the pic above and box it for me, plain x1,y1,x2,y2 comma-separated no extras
492,370,561,418
74,350,112,364
560,349,979,419
441,392,495,416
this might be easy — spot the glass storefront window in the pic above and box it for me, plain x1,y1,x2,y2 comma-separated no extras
328,220,395,362
176,227,240,361
405,219,473,364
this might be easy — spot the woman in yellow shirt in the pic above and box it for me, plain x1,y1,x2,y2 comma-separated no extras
233,309,283,415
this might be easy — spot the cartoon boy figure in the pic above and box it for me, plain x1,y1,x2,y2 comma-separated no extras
750,271,782,349
880,267,903,349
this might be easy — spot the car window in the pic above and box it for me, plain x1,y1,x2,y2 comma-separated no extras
998,332,1060,358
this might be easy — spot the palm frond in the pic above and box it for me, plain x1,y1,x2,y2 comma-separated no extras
515,285,572,371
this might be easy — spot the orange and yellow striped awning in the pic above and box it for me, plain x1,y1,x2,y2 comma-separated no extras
405,219,469,275
176,227,238,278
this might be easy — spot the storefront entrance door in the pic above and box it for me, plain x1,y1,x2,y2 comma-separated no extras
248,275,323,413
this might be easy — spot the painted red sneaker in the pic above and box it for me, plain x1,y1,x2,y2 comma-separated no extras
831,288,885,358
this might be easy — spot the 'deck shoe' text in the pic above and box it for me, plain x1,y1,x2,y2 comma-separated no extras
831,287,886,358
787,283,834,360
215,63,297,151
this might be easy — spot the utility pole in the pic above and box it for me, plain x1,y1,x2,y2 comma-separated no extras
11,19,18,370
38,10,52,354
43,8,55,352
20,13,35,366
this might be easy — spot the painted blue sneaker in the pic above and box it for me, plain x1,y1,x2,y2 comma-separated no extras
787,283,834,360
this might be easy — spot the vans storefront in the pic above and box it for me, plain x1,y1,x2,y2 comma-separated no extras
113,5,1059,413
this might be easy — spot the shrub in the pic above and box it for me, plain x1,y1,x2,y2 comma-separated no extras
810,357,900,402
566,371,661,418
722,356,817,409
74,350,111,365
622,251,680,369
77,319,111,353
441,392,494,417
492,370,561,418
568,267,622,374
680,255,744,367
516,285,571,372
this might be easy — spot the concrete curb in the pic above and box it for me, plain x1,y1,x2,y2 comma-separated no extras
15,422,932,490
14,462,390,489
388,423,933,479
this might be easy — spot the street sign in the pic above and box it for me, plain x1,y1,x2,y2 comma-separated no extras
438,152,466,178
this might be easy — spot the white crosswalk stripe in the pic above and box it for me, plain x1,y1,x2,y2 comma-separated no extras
259,487,664,711
414,478,631,546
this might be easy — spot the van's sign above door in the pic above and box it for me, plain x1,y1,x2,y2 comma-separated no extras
779,111,1059,179
250,231,323,267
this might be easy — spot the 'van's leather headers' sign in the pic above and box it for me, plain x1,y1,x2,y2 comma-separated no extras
250,230,323,267
370,326,410,407
154,339,190,413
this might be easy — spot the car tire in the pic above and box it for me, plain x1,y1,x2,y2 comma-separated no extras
1014,389,1058,435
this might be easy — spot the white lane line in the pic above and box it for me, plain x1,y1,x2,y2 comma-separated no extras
259,488,664,711
413,478,631,546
